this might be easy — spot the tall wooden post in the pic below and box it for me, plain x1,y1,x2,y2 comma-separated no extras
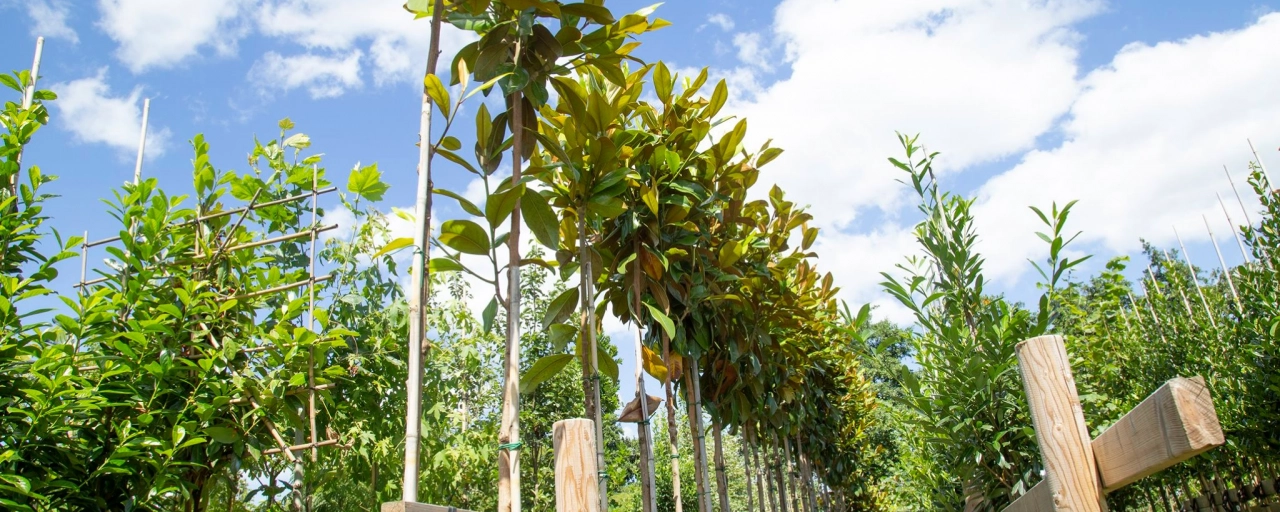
1014,335,1106,511
713,421,731,512
554,419,601,512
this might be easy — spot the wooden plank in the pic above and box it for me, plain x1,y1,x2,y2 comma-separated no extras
380,502,476,512
1003,480,1052,512
1092,376,1223,492
1014,335,1106,511
554,418,600,512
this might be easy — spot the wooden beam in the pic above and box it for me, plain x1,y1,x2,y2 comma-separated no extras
1014,335,1106,511
1003,480,1052,512
554,418,600,512
381,502,476,512
1002,376,1224,512
1092,376,1223,491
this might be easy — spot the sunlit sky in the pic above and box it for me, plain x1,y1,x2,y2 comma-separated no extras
2,0,1278,425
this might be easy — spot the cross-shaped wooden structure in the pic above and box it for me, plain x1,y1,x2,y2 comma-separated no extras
1003,335,1224,511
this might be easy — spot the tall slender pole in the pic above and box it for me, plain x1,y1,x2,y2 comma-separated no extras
498,83,525,512
579,215,608,511
1217,193,1252,264
402,0,445,501
11,37,44,201
132,99,149,184
665,333,684,512
307,165,319,466
1247,138,1273,188
632,245,656,512
1194,220,1242,314
742,440,755,512
1169,229,1215,329
1224,165,1254,227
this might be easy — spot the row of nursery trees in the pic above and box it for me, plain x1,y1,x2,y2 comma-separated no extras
2,0,1278,511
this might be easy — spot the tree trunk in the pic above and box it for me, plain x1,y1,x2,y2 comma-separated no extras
713,421,730,512
497,81,525,512
579,213,608,510
632,245,657,512
783,437,799,512
796,436,815,512
772,435,787,512
742,441,754,512
401,0,444,501
752,439,769,512
664,334,683,512
684,358,712,512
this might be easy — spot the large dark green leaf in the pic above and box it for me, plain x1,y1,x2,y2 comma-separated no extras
521,354,574,394
521,188,559,249
438,219,490,255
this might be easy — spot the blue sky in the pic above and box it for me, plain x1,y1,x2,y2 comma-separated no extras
3,0,1279,418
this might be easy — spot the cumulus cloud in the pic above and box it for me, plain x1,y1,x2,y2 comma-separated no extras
256,0,475,87
97,0,248,72
733,32,774,71
50,69,170,158
703,13,735,32
972,13,1280,285
711,0,1102,316
27,0,78,43
251,50,363,99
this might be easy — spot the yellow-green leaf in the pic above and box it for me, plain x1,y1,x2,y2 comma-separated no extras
373,237,415,259
438,219,490,255
425,73,451,118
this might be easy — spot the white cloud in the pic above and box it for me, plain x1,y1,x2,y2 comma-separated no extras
251,50,363,99
27,0,78,43
713,0,1102,320
50,69,170,158
97,0,248,72
731,0,1101,230
732,32,774,71
972,13,1280,285
256,0,475,88
703,13,735,32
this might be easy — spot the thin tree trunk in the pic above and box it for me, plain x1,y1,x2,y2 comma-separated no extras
665,334,684,512
742,441,754,512
497,62,525,512
684,358,712,512
783,437,799,512
579,213,608,510
796,436,815,512
402,0,445,501
713,421,731,512
772,435,788,512
752,438,769,512
633,243,657,512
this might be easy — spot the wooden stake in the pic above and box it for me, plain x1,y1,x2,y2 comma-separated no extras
1224,165,1254,228
553,419,600,512
685,357,712,512
401,0,445,501
742,439,755,512
1013,335,1105,511
498,82,525,512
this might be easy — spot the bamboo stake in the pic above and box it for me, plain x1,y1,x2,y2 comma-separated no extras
685,357,712,512
1247,138,1273,188
401,0,445,501
773,435,788,512
798,436,816,512
133,99,149,184
249,395,297,463
1169,230,1216,329
1217,193,1252,264
1224,165,1254,228
783,437,799,512
579,214,608,511
1157,251,1198,325
307,165,318,463
755,430,773,512
1198,218,1243,315
10,37,43,202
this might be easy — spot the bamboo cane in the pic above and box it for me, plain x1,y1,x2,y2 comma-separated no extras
307,166,318,463
1224,165,1255,228
133,99,149,185
402,0,445,501
743,439,755,512
1169,230,1216,329
665,332,684,512
498,76,525,512
10,37,43,202
1199,217,1244,315
1247,138,1274,188
713,421,730,512
1216,193,1252,265
579,214,608,511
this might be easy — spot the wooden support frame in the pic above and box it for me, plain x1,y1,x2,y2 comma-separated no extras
1003,336,1224,512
